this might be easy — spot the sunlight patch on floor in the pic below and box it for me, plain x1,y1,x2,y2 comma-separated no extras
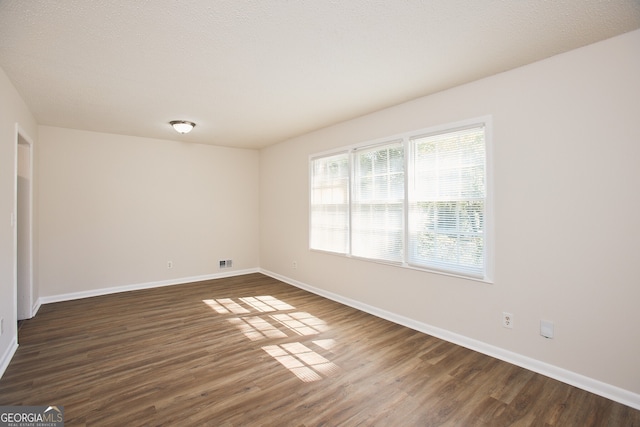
227,316,288,341
263,343,339,382
312,339,337,352
240,296,295,312
270,312,327,336
204,295,339,382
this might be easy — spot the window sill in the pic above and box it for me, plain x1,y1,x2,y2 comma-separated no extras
310,248,493,284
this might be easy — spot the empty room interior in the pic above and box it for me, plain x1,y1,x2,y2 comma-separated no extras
1,1,640,425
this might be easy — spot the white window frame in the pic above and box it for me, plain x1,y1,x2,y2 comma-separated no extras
350,140,405,263
309,116,493,283
309,151,350,255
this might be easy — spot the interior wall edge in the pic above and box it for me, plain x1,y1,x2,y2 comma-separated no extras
0,336,18,380
31,299,41,318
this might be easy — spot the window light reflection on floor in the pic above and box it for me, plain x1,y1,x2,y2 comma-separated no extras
226,312,327,341
202,298,250,314
262,343,339,383
203,297,328,339
203,295,340,382
270,312,327,336
203,296,295,314
239,296,295,312
312,339,337,352
227,316,288,341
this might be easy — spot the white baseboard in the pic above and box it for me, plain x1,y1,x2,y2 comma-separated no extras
260,269,640,411
38,268,260,305
31,299,41,318
2,269,260,381
24,268,640,410
0,336,18,379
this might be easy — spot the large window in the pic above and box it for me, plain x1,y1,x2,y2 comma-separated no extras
310,152,350,254
310,118,491,281
407,126,486,277
352,141,404,262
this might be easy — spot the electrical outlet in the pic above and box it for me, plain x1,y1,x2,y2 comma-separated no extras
167,261,173,269
292,261,297,269
502,312,514,329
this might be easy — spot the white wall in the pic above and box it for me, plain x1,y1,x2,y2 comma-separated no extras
0,67,38,374
38,126,260,297
260,29,640,401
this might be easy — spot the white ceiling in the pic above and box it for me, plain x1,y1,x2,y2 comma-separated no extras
1,1,639,149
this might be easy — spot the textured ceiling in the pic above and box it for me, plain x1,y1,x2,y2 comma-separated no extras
1,1,639,149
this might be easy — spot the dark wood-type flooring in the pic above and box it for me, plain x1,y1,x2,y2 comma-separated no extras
1,273,638,426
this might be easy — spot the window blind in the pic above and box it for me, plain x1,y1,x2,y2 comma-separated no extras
351,141,404,262
309,119,489,280
310,152,350,254
407,125,486,277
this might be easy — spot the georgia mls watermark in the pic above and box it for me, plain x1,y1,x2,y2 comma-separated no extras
0,406,63,427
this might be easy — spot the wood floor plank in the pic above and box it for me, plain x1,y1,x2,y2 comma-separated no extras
0,273,638,426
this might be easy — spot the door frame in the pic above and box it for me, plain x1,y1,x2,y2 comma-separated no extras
14,123,35,322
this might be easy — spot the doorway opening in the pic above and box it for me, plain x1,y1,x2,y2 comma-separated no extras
16,127,34,323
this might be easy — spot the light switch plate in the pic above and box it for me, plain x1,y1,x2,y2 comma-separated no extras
540,320,554,339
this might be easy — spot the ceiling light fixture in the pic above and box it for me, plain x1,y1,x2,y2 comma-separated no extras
170,120,196,134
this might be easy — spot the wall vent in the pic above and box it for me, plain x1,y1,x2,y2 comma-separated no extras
219,259,233,269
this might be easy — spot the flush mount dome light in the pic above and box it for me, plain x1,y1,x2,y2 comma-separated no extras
170,120,196,134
